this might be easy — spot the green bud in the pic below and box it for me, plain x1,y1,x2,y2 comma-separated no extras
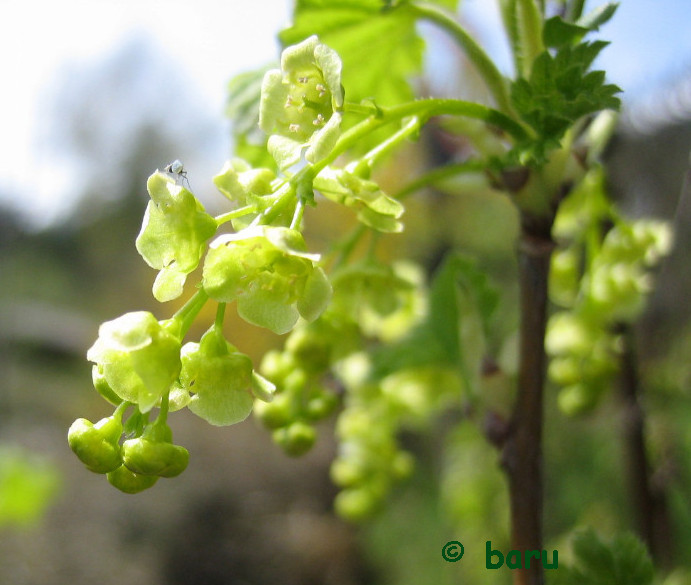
253,393,293,430
330,457,366,488
121,423,189,478
273,421,316,457
107,465,159,494
68,416,123,474
334,487,380,522
305,392,338,421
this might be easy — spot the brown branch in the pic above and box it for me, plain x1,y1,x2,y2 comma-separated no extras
618,324,674,568
499,226,554,585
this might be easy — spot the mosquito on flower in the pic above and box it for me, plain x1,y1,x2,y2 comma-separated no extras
163,159,192,190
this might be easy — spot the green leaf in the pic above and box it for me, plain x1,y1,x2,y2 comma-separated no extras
510,39,621,144
280,0,423,107
610,533,656,585
226,66,272,137
543,16,589,49
427,252,499,364
555,528,655,585
577,2,619,32
0,448,60,527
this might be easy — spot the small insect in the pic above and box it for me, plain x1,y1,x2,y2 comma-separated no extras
163,159,191,190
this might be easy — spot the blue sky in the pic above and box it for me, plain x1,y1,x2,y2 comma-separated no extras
1,0,690,228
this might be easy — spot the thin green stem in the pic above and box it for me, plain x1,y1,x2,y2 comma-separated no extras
394,159,487,199
320,98,529,178
259,181,295,225
214,302,226,331
499,0,523,76
169,288,209,340
343,101,381,117
290,198,305,229
407,1,516,117
156,391,170,424
216,205,257,226
329,223,368,270
350,116,422,178
113,400,131,421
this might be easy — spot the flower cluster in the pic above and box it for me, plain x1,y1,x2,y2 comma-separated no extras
70,309,275,492
547,170,673,414
68,36,413,504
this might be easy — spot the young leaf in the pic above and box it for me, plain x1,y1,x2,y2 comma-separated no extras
577,2,619,32
510,40,621,144
543,16,589,49
554,528,655,585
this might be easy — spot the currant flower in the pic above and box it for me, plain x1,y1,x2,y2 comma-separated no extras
202,226,332,334
314,168,404,233
86,311,181,412
136,170,218,302
214,158,277,204
259,35,344,169
178,328,275,426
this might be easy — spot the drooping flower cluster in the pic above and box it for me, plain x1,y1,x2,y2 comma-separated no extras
69,36,412,502
546,169,673,414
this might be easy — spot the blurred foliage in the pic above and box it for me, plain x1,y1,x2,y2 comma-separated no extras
0,447,61,529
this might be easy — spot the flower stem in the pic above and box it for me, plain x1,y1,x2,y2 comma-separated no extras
349,116,422,177
394,160,487,199
320,98,529,178
216,205,256,226
214,303,226,331
170,288,209,339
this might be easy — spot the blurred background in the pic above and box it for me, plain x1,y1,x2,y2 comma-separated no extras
1,1,690,584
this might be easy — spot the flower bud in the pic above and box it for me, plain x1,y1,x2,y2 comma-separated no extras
273,421,316,457
68,416,123,474
121,423,189,478
107,465,159,494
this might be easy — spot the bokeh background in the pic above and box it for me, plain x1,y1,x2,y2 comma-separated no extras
1,1,690,584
